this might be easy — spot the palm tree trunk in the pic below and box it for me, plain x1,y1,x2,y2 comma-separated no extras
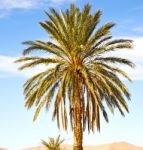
73,105,83,150
73,75,83,150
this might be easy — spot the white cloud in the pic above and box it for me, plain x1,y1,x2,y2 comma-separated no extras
0,0,68,18
0,0,40,18
0,55,48,78
0,0,68,10
132,27,143,33
104,37,143,80
0,37,143,80
0,0,37,10
132,6,143,11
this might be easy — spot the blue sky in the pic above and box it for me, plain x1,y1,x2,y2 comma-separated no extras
0,0,143,150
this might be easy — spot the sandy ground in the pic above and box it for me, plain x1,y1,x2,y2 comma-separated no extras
21,142,143,150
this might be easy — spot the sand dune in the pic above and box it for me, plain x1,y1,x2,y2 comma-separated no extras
0,148,8,150
22,142,143,150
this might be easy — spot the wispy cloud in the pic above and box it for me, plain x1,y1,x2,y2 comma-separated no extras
0,0,38,18
0,0,70,10
0,0,68,18
132,6,143,11
0,0,37,10
132,27,143,33
0,55,48,78
0,37,143,80
106,37,143,80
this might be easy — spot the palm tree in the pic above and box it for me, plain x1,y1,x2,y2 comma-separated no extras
15,3,134,150
41,135,64,150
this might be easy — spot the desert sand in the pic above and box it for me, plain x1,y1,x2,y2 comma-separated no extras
22,142,143,150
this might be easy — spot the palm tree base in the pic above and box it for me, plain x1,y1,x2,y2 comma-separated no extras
73,145,83,150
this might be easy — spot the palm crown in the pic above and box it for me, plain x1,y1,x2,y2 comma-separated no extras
41,135,64,150
16,4,134,133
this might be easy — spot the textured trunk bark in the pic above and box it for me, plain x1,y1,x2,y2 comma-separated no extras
73,75,83,150
73,112,83,150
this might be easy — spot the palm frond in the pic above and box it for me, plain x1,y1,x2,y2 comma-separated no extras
87,22,115,47
16,3,134,135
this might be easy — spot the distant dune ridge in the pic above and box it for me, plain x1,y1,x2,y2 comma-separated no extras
0,148,8,150
21,142,143,150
